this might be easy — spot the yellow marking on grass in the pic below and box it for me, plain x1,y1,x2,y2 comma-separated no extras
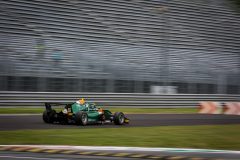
112,152,131,157
148,156,163,159
168,156,187,160
130,154,147,158
61,150,78,154
78,151,95,155
44,149,61,153
27,148,45,153
93,152,111,156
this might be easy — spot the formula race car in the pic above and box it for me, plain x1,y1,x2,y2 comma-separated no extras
43,98,129,126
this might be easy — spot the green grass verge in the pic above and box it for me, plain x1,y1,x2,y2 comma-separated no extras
0,108,45,114
0,108,197,114
0,125,240,150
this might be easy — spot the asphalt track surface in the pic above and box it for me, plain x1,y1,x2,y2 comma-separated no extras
1,114,240,160
0,114,240,130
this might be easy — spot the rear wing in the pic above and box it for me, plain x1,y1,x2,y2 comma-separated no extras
45,103,73,110
45,103,52,110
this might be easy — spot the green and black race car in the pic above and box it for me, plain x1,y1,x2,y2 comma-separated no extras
43,99,129,126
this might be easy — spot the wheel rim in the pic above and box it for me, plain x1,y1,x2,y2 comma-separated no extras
82,114,87,123
119,114,124,124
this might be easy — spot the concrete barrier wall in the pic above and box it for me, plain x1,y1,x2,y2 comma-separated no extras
0,91,239,108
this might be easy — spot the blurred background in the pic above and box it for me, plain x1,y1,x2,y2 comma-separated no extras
0,0,239,94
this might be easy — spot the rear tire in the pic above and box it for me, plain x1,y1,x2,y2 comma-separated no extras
114,112,125,125
43,110,56,123
75,111,88,126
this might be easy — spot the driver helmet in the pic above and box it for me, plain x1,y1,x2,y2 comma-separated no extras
79,98,85,105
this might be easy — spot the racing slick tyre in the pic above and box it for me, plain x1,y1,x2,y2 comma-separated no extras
43,109,56,123
75,111,88,126
114,112,125,125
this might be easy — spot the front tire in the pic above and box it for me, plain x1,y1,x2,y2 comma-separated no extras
43,110,56,123
114,112,125,125
75,111,88,126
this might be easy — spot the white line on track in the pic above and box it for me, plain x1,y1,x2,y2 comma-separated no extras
0,155,67,160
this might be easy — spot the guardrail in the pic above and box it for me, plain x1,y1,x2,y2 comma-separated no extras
0,91,239,108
